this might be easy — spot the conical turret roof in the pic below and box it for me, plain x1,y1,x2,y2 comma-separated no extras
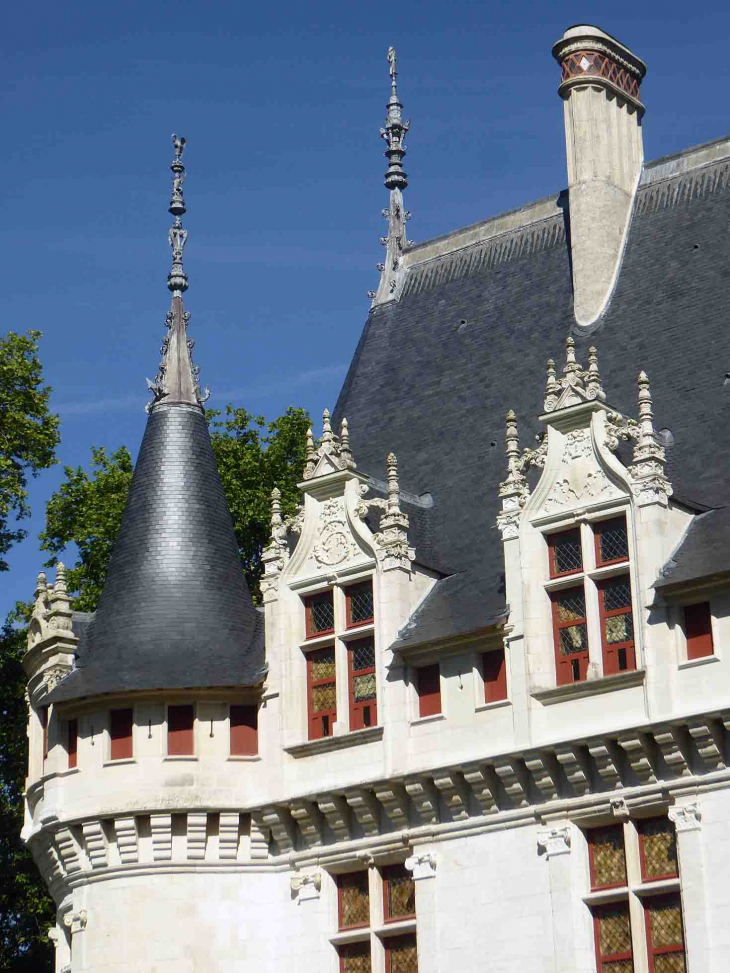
48,137,264,702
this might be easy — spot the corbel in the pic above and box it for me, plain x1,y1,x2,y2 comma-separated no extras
249,811,271,860
374,783,410,831
462,764,499,815
587,737,624,789
316,795,351,843
524,751,561,802
432,771,471,821
404,850,437,880
404,777,440,825
63,909,88,935
55,826,83,874
150,813,172,862
290,869,322,903
554,744,592,796
186,812,208,860
537,826,571,859
668,802,702,833
687,719,726,771
652,725,691,778
617,732,657,785
113,816,139,864
289,800,324,849
218,812,240,860
262,805,297,854
493,757,529,807
344,788,381,837
81,820,109,869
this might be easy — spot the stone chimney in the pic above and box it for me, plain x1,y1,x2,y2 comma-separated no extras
552,26,646,327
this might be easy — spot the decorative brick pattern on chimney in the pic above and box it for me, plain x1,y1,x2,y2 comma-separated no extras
552,26,646,327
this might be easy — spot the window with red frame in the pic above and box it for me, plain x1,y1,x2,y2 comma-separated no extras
338,871,370,929
594,516,629,566
385,934,418,973
416,663,441,717
67,719,78,769
551,586,590,684
304,590,335,639
588,825,627,890
338,942,372,973
346,580,374,629
482,649,507,703
548,528,583,578
684,602,713,660
167,704,194,756
229,704,258,756
306,646,336,739
638,819,678,882
593,903,634,973
645,893,686,972
110,707,134,760
598,575,636,675
348,637,377,730
40,706,48,762
382,864,416,922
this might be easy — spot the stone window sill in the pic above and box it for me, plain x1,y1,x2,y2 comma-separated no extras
531,668,645,705
410,713,446,727
678,654,720,671
475,698,511,714
284,725,384,758
374,918,417,938
329,928,371,946
227,754,261,762
162,755,198,762
103,758,136,768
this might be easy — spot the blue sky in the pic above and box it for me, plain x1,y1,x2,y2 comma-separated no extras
3,0,730,616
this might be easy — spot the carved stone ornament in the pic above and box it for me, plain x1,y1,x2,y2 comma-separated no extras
290,870,322,902
542,428,619,513
311,499,356,568
357,454,415,572
668,802,701,833
260,488,303,603
63,909,88,935
611,797,630,820
404,850,436,880
537,827,572,859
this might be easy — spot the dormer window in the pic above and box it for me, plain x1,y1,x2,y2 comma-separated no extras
305,590,335,639
307,647,337,739
547,514,636,686
345,579,374,628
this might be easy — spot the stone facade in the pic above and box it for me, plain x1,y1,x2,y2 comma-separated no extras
21,25,730,973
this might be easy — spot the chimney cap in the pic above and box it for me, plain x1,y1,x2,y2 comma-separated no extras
552,24,646,110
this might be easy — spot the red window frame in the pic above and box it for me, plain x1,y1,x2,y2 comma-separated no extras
384,934,418,973
594,516,629,567
337,871,370,930
345,579,374,630
592,903,634,972
551,585,590,685
644,893,686,972
306,646,336,740
40,706,49,762
304,590,335,639
588,825,627,891
67,718,78,769
230,704,258,756
338,942,372,972
167,704,194,756
416,663,441,718
110,707,134,760
482,649,507,703
348,638,377,730
638,819,679,883
598,575,636,676
547,527,583,579
684,602,713,660
382,864,416,923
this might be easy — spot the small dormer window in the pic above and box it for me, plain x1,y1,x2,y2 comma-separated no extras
547,513,636,686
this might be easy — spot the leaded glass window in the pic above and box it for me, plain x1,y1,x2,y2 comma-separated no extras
385,935,418,973
305,590,335,637
640,819,678,881
383,865,415,921
590,826,627,889
306,646,336,739
349,637,377,730
339,942,372,973
339,872,370,928
347,580,374,627
596,516,629,565
549,528,583,576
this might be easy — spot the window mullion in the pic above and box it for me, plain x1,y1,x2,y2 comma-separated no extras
625,821,650,973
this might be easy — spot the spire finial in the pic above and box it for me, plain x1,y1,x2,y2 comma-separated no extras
637,370,654,447
303,427,317,479
168,134,189,294
371,47,411,303
340,418,356,470
585,346,605,400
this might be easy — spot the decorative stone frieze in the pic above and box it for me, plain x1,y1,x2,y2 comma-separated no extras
405,851,436,880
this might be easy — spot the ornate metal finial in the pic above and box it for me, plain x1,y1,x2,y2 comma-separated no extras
168,134,189,294
371,47,412,303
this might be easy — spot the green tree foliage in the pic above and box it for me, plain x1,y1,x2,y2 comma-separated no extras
0,613,55,973
39,405,310,608
0,331,60,571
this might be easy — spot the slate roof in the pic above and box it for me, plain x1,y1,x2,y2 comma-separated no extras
655,506,730,590
334,141,730,648
47,403,264,703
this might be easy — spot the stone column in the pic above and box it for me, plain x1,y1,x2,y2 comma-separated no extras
538,825,577,972
405,850,437,973
668,803,710,971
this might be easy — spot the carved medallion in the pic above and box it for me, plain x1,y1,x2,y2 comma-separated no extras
311,499,355,568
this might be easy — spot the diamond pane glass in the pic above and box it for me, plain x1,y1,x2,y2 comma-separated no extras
653,955,686,973
354,673,377,702
560,624,588,655
598,905,632,955
603,578,632,612
340,942,372,973
552,530,583,574
649,897,684,949
349,582,374,624
605,613,634,644
311,683,336,712
386,869,415,919
556,589,586,622
599,519,629,563
310,649,335,680
309,592,334,633
352,639,375,671
642,820,678,879
388,935,418,973
591,827,626,888
602,962,634,973
339,872,370,927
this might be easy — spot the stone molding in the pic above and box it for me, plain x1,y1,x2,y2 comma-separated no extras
537,827,571,859
404,851,436,880
668,802,702,833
